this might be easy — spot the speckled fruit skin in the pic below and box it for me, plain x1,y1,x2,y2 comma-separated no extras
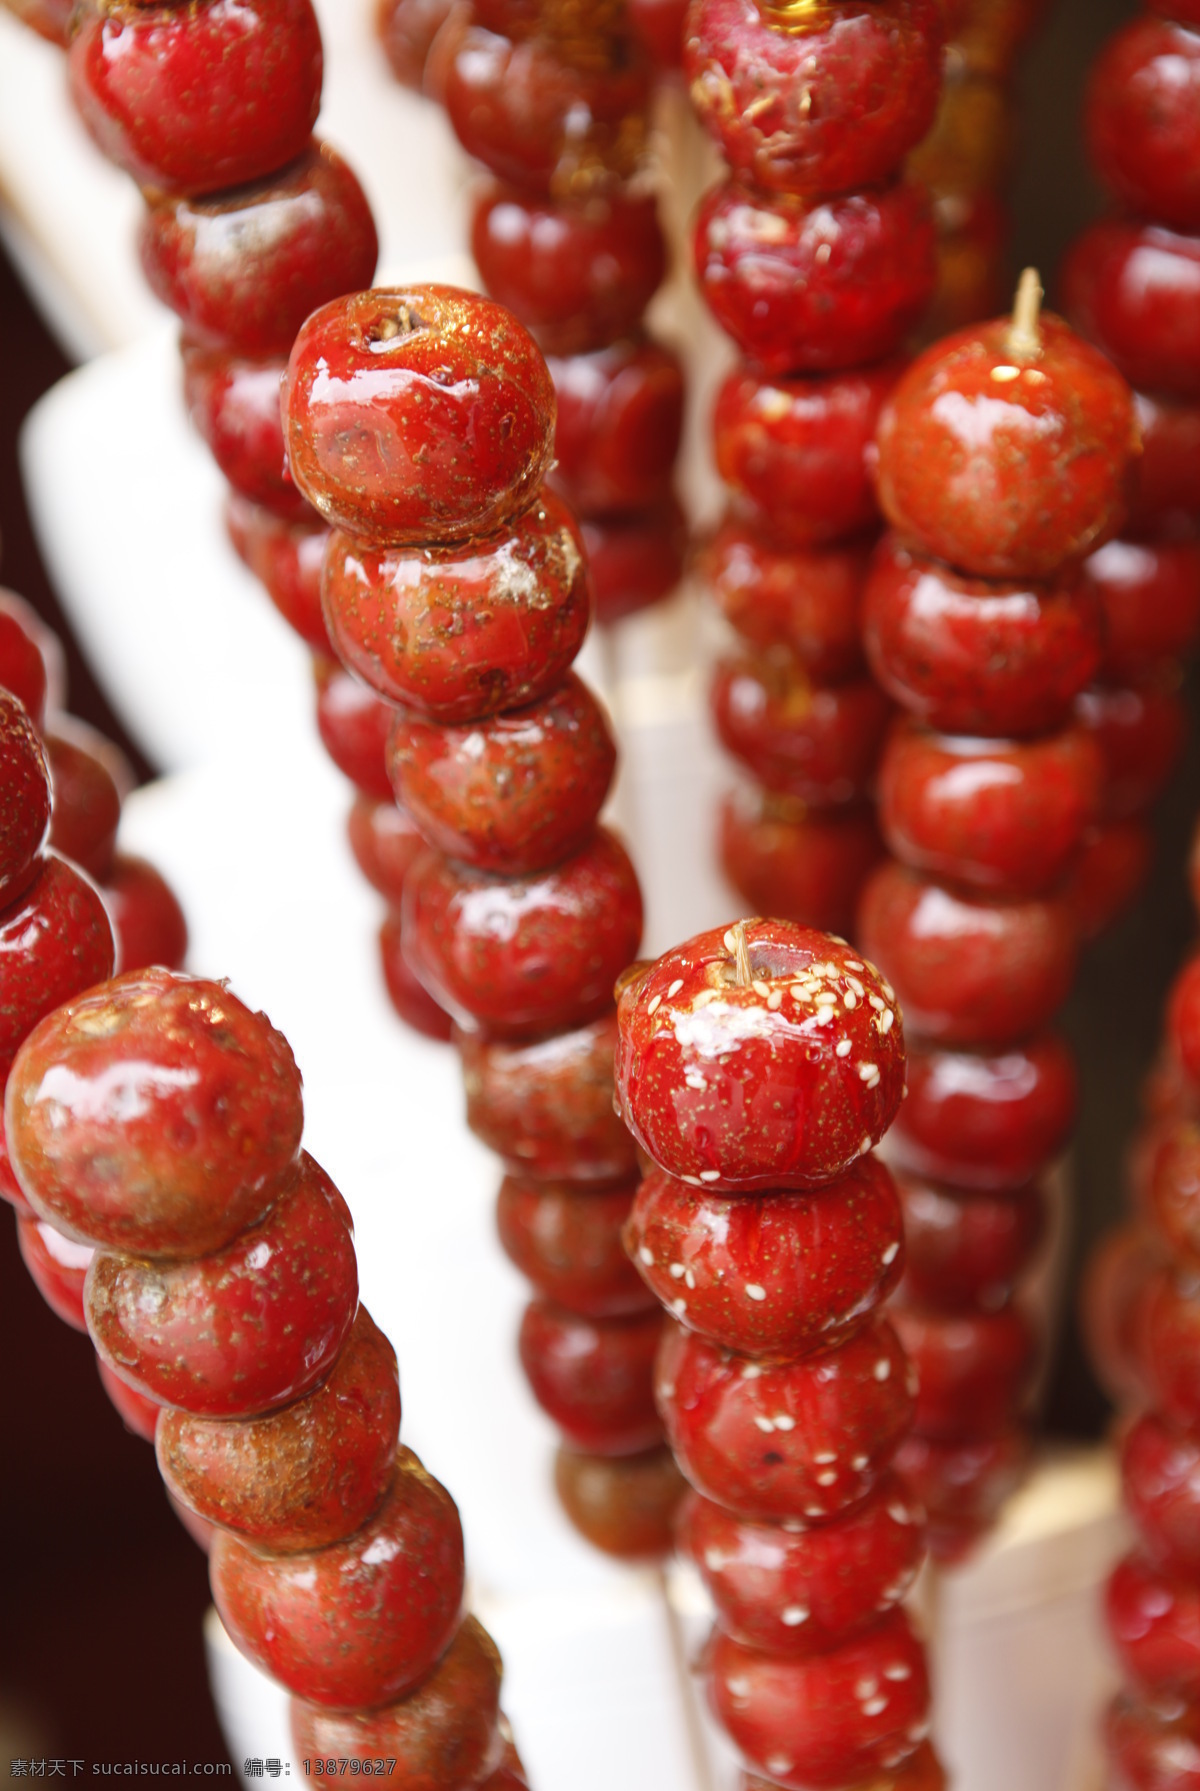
1087,18,1200,234
139,143,378,357
626,1160,903,1357
683,0,943,198
86,1153,358,1419
712,656,892,806
103,853,189,975
290,1615,503,1788
182,344,308,521
518,1299,664,1454
659,1316,915,1522
857,862,1077,1047
894,1174,1044,1310
1130,391,1200,536
225,498,330,655
680,1474,923,1659
403,829,643,1040
713,364,899,552
212,1448,463,1709
890,1032,1076,1192
458,1014,638,1183
695,179,936,376
283,286,556,545
547,337,683,517
702,523,869,684
1064,221,1200,402
719,792,884,941
1075,677,1187,822
45,727,120,883
892,1303,1038,1439
347,796,425,906
1087,539,1200,683
471,186,665,355
1105,1693,1200,1791
614,920,904,1195
878,721,1103,898
1108,1551,1200,1700
8,968,302,1257
378,911,454,1041
16,1214,94,1333
321,494,589,723
97,1355,162,1442
0,855,115,1088
387,672,615,876
582,502,687,625
1123,1413,1200,1578
0,692,50,905
312,658,393,802
157,1305,399,1552
862,537,1102,738
554,1444,686,1557
874,312,1136,581
0,599,50,728
895,1426,1030,1562
709,1610,931,1791
68,0,323,197
497,1175,652,1317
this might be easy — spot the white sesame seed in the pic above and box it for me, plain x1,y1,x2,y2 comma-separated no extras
860,1136,872,1154
766,1761,792,1779
745,1283,767,1301
667,978,684,998
863,1697,888,1717
699,1169,721,1183
726,1676,750,1700
669,1262,685,1279
812,1009,834,1026
705,1548,725,1571
889,1503,913,1525
767,990,783,1010
882,981,895,1001
846,960,864,971
723,930,737,952
780,1606,809,1627
836,1039,852,1058
844,990,858,1008
909,1721,932,1743
857,1061,878,1081
874,1359,891,1381
773,1414,795,1431
880,1010,894,1033
680,1174,702,1186
852,1454,868,1470
754,1416,775,1433
882,1242,899,1265
647,994,661,1015
857,1679,879,1700
884,1664,912,1682
783,1518,805,1533
752,979,770,998
814,1451,836,1464
817,1470,837,1486
685,1269,695,1289
660,1382,675,1398
868,994,884,1010
685,1073,705,1089
638,1246,654,1266
671,1298,687,1317
847,976,865,996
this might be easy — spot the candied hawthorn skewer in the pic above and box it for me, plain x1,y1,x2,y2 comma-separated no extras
858,273,1137,1557
684,0,944,938
615,917,943,1791
282,282,684,1557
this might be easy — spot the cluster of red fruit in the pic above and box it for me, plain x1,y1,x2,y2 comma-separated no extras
688,0,943,939
615,917,941,1791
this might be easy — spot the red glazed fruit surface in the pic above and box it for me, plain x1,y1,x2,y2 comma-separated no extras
97,1356,161,1443
45,727,121,883
376,0,454,88
582,503,686,626
1075,677,1187,821
312,658,393,801
387,672,615,876
626,1159,904,1358
1066,818,1153,944
695,179,936,376
684,0,943,198
16,1213,94,1333
1063,221,1200,401
157,1305,400,1552
102,854,189,975
0,1108,33,1216
1087,18,1200,234
1129,391,1200,535
0,855,115,1088
225,498,331,655
1104,1693,1200,1791
321,493,589,723
896,1174,1045,1311
0,691,50,904
1171,960,1200,1091
874,311,1136,580
139,143,378,358
857,862,1078,1047
680,1474,923,1659
658,1316,916,1522
518,1299,664,1454
708,1610,931,1791
1148,1119,1200,1266
615,919,904,1194
553,1444,685,1558
68,0,323,196
290,1615,503,1788
403,829,643,1040
548,336,683,517
862,537,1102,738
1081,1223,1162,1410
471,186,665,355
86,1153,358,1419
702,523,868,683
1122,1412,1200,1578
459,1014,638,1183
347,796,425,906
890,1032,1077,1192
1108,1551,1200,1700
718,792,884,941
497,1175,652,1318
877,721,1103,898
894,1427,1030,1561
183,345,307,521
1086,539,1200,682
892,1303,1038,1439
378,912,454,1042
283,286,555,544
713,364,899,551
1139,1266,1200,1429
712,655,892,806
212,1448,464,1709
8,967,301,1257
0,597,49,727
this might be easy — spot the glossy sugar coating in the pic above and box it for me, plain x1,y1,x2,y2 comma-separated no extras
614,919,905,1193
312,658,393,801
212,1449,464,1709
625,1159,904,1357
892,1304,1038,1439
703,524,869,683
183,345,308,522
44,727,121,883
1067,818,1154,945
680,1475,923,1660
320,494,589,722
517,1300,664,1453
8,968,302,1257
683,0,943,198
377,0,457,89
0,602,50,727
1122,1412,1200,1579
102,854,189,976
496,1174,652,1317
377,914,454,1042
1075,676,1187,822
1108,1551,1200,1699
547,336,684,517
68,0,323,196
139,143,378,357
695,179,936,375
85,1153,358,1418
0,1107,32,1217
157,1305,400,1552
895,1174,1046,1311
346,796,426,906
1087,17,1200,234
98,1356,162,1444
0,856,115,1087
1064,221,1200,402
1131,390,1200,535
16,1213,93,1333
403,828,643,1039
658,1315,915,1521
283,287,556,544
718,793,883,941
458,1014,639,1183
1168,957,1200,1091
226,498,331,655
1087,540,1200,683
553,1444,686,1557
709,1610,931,1790
711,656,891,806
875,311,1137,580
896,1426,1030,1562
0,691,50,905
581,502,687,626
290,1616,503,1786
386,672,615,876
1138,1268,1200,1429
